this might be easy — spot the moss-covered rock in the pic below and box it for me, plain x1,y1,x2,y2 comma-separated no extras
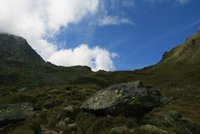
0,103,34,127
81,81,166,117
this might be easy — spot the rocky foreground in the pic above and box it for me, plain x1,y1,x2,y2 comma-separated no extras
81,81,166,117
0,81,200,134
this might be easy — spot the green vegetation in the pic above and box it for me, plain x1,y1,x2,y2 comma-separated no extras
0,31,200,133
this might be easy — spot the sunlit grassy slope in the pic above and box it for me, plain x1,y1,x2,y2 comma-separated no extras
90,30,200,88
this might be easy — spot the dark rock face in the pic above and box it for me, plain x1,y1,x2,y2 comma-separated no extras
0,34,95,86
0,34,45,65
0,103,34,127
81,81,165,117
0,34,45,85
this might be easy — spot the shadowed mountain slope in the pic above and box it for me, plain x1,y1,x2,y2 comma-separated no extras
0,34,100,86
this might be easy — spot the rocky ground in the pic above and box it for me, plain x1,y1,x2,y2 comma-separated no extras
0,81,200,134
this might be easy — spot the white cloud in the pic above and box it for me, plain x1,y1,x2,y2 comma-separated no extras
95,0,134,26
49,44,117,71
97,16,134,26
0,0,117,71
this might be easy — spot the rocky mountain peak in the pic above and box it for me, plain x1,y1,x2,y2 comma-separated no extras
0,33,45,66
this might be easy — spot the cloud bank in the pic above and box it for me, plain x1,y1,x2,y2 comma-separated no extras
0,0,116,71
49,44,117,71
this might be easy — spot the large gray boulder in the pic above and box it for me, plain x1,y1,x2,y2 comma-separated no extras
0,103,34,127
81,81,166,117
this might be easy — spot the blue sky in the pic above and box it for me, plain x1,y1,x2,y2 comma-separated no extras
0,0,200,71
56,0,200,70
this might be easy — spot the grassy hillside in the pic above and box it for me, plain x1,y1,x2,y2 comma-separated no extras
1,32,200,134
129,31,200,87
1,31,200,88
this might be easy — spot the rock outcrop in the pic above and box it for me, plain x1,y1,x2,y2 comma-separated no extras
0,103,34,127
81,81,166,117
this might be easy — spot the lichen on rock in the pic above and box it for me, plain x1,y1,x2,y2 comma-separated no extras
81,81,166,117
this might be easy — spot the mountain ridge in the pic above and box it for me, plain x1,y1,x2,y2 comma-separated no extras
0,34,97,85
1,31,200,87
156,30,200,68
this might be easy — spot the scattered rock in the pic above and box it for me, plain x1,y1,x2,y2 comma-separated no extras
173,126,193,134
160,97,169,104
145,110,200,134
136,124,169,134
169,97,175,101
42,97,63,109
107,80,144,90
68,123,76,129
41,126,59,134
56,106,77,121
81,81,165,117
168,110,182,120
44,94,53,100
48,89,62,94
18,87,27,92
110,126,128,133
64,117,70,123
181,117,192,122
164,110,182,123
55,121,66,129
65,87,78,96
56,113,63,121
0,103,34,127
63,106,74,113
